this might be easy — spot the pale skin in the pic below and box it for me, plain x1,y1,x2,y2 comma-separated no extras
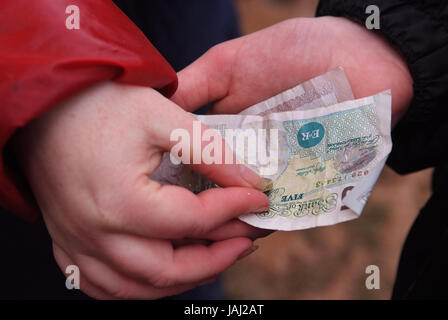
14,83,270,299
172,17,413,126
14,17,413,299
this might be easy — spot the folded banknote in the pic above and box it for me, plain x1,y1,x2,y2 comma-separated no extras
150,68,392,231
150,68,354,192
240,67,354,115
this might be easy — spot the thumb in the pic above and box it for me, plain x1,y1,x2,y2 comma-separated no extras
151,95,264,189
171,42,238,112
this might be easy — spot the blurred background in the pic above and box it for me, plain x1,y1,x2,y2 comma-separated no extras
221,0,433,300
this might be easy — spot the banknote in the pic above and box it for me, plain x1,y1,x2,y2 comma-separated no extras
240,67,354,115
198,91,392,231
243,67,391,223
150,68,355,193
150,68,392,230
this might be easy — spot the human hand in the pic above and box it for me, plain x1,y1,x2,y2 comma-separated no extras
13,81,270,299
172,17,413,126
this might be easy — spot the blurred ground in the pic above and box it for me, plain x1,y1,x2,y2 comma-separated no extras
222,0,433,300
237,0,318,34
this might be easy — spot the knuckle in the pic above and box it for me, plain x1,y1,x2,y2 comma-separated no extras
151,276,175,289
185,219,209,238
106,286,135,300
184,204,212,237
149,269,177,289
207,42,235,67
100,246,175,289
89,193,125,231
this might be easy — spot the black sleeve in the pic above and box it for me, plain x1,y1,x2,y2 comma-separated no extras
317,0,448,174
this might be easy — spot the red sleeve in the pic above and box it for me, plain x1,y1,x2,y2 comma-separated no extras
0,0,178,222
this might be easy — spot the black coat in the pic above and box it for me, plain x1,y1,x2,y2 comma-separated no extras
318,0,448,299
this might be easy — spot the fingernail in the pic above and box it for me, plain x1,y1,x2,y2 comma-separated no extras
239,165,264,190
253,205,270,213
259,178,273,191
198,277,218,287
237,245,259,260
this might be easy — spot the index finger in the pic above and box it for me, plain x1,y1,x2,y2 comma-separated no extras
115,179,269,239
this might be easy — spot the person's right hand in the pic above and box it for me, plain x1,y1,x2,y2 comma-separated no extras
13,81,270,299
172,17,413,127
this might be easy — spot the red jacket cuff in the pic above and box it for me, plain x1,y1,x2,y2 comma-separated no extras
0,0,178,221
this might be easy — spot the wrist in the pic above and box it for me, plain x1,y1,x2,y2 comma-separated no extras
320,16,413,126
